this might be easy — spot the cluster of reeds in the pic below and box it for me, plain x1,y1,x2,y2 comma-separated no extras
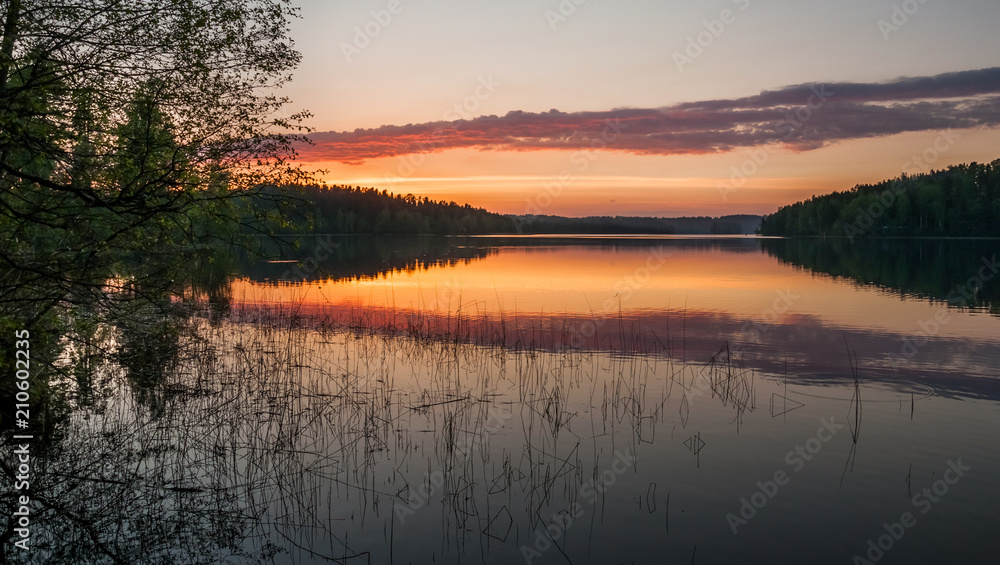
5,292,776,564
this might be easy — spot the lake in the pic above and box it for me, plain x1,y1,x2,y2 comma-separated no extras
54,235,1000,564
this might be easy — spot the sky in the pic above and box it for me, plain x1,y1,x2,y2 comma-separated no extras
280,0,1000,217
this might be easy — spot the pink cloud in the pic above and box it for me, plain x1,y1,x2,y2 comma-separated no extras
299,67,1000,164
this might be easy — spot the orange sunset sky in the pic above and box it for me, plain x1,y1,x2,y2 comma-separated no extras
280,0,1000,217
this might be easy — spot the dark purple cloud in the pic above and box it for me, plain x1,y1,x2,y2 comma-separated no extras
300,67,1000,164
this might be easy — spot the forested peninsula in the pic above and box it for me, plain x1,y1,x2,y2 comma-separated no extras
759,160,1000,238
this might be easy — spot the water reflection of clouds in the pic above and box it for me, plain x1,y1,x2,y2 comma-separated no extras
231,237,1000,400
229,299,1000,402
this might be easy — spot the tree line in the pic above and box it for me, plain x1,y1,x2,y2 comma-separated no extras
759,160,1000,237
255,184,763,236
261,184,517,234
513,214,760,235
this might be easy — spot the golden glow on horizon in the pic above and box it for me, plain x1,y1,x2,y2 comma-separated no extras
295,128,1000,216
229,245,997,341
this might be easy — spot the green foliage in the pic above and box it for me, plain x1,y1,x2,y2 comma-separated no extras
259,184,518,235
0,0,310,450
250,185,764,236
0,0,311,314
0,311,70,445
0,1,314,560
760,160,1000,237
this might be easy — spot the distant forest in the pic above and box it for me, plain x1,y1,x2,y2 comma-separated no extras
255,184,762,235
259,184,515,234
511,214,761,234
759,160,1000,237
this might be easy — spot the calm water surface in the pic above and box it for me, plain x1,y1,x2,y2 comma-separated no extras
50,236,1000,564
202,236,999,564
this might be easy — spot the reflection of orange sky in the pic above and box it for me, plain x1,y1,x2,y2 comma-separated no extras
296,128,1000,216
230,244,998,342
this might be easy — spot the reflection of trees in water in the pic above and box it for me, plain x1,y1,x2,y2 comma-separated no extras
762,238,1000,314
12,236,999,562
0,242,255,562
1,313,306,563
0,301,684,563
240,235,499,283
239,235,766,284
116,315,181,416
0,0,328,557
1,406,253,564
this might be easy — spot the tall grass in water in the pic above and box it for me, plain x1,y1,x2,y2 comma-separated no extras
12,293,765,564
